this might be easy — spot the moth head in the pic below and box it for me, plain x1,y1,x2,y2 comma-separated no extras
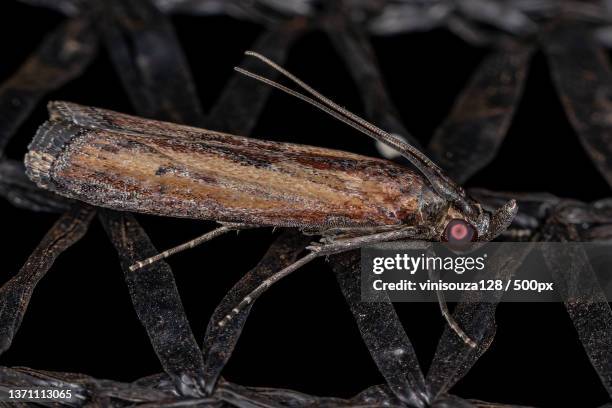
442,218,478,245
442,199,517,245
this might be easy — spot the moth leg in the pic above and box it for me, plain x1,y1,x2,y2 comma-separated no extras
427,256,477,349
129,223,254,271
219,226,432,327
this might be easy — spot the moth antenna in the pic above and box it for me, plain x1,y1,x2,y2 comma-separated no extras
129,224,248,271
238,51,475,215
235,67,417,157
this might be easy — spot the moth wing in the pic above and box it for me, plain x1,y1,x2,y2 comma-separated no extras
26,103,442,229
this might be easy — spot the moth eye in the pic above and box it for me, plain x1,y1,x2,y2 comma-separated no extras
443,219,477,243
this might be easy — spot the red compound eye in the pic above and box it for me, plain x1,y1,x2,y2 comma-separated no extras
443,219,477,243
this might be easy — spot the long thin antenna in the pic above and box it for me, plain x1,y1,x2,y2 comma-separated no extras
237,51,474,215
235,67,413,157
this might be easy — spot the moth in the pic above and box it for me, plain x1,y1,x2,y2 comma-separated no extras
24,51,517,347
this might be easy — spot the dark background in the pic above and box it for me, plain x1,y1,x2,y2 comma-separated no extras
0,2,609,407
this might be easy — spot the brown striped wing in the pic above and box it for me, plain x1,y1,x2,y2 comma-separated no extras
25,102,445,229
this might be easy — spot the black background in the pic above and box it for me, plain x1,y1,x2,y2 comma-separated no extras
0,2,610,407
